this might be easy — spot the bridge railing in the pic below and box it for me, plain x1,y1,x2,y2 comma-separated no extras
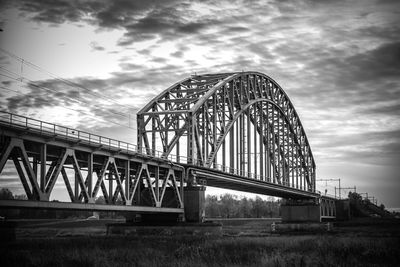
0,111,185,163
0,111,313,192
0,111,140,154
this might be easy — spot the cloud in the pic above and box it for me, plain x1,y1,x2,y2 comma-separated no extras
116,7,217,46
365,101,400,116
6,86,60,112
2,0,400,206
346,42,400,80
89,41,105,51
14,0,98,24
5,0,216,46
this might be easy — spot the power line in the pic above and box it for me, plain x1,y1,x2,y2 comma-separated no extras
0,85,20,94
0,48,141,130
0,64,133,119
0,84,137,130
0,73,137,130
0,47,137,111
0,68,137,125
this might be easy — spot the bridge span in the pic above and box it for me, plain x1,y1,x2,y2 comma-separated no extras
0,72,334,222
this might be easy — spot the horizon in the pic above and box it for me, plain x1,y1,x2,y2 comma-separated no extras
0,0,399,208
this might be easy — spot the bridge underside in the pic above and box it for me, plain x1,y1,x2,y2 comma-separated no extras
190,167,318,199
0,199,182,214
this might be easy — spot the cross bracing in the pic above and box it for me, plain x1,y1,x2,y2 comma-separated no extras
137,72,316,192
0,71,317,214
0,113,184,213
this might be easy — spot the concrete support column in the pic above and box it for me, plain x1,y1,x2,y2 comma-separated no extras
280,198,321,222
184,186,206,222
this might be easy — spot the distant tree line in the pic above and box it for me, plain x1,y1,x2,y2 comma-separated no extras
1,188,281,219
205,193,280,218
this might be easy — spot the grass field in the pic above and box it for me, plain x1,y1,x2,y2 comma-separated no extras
1,218,400,267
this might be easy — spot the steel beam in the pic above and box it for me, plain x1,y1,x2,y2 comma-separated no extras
0,199,183,213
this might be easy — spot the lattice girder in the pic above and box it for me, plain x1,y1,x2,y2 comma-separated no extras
0,136,184,208
137,72,316,192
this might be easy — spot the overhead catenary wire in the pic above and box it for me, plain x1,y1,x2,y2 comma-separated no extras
0,68,135,120
0,82,137,130
0,68,137,130
0,85,20,94
0,47,137,111
0,70,132,120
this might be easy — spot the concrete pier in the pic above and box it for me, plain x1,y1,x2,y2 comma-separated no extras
184,186,206,222
281,199,321,222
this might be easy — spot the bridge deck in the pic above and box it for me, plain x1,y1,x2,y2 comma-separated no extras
0,199,183,213
191,167,319,199
0,111,319,204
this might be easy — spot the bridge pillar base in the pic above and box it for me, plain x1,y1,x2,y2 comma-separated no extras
281,199,321,222
184,186,206,222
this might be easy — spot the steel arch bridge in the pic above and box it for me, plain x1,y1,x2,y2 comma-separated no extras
0,71,327,222
137,71,315,193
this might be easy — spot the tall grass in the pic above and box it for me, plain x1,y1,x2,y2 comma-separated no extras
1,235,399,267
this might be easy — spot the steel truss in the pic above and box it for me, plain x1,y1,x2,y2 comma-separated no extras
0,121,184,212
138,72,315,192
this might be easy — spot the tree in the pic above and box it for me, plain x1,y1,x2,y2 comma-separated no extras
220,193,238,218
95,196,106,204
14,194,28,200
348,191,362,202
238,197,253,218
252,196,265,218
205,195,220,218
0,188,14,200
204,193,281,218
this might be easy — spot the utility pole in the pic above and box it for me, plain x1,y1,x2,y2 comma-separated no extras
339,186,356,199
316,178,341,198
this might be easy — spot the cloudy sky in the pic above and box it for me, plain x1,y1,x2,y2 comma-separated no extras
0,0,399,207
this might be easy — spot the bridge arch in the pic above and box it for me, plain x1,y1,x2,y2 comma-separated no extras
137,72,315,192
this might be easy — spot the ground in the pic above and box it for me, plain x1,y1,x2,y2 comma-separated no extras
1,218,399,267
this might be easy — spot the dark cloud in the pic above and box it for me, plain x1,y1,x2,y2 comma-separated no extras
6,0,215,46
94,0,179,29
5,78,87,113
1,80,12,86
117,8,216,46
171,50,184,58
226,26,249,33
118,62,144,71
283,40,400,114
15,0,99,24
366,102,400,116
358,25,400,41
311,128,400,167
151,57,168,63
7,89,57,112
345,42,400,81
117,33,156,45
247,43,274,60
